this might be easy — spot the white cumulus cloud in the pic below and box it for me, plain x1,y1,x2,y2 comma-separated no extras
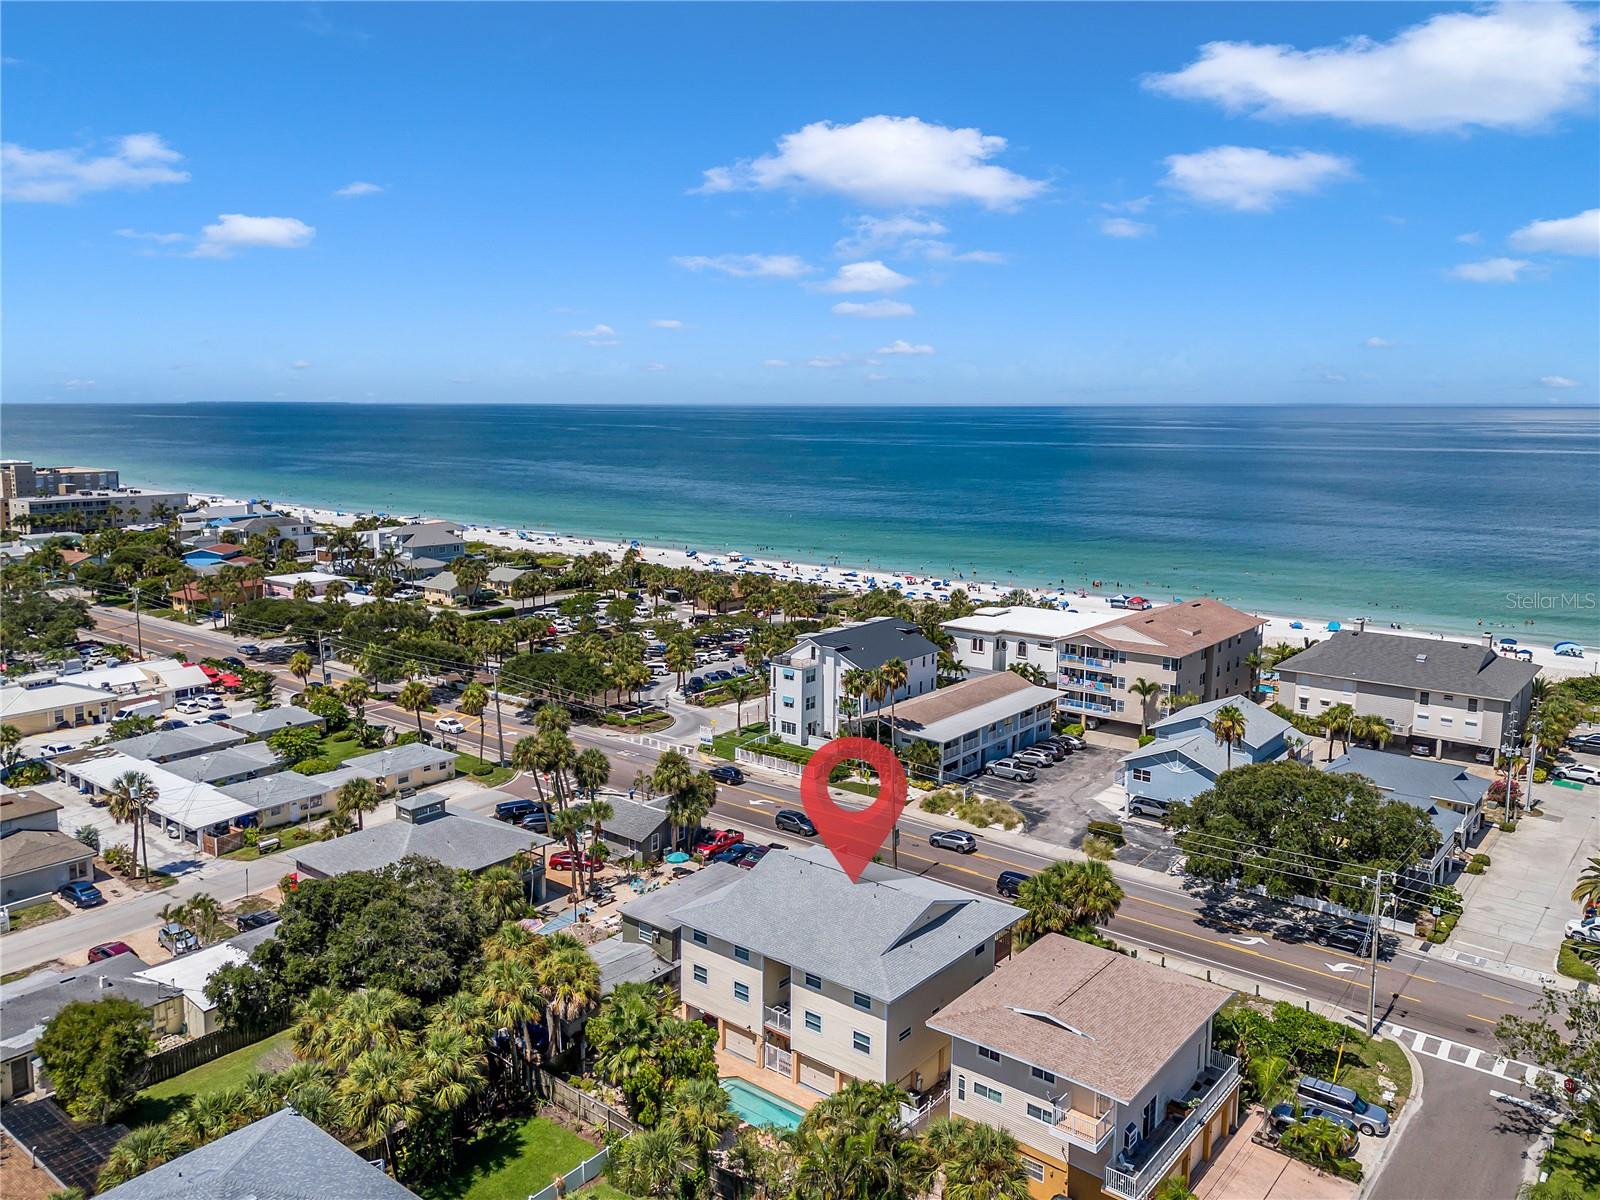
1509,209,1600,257
1364,336,1396,348
650,319,686,329
1456,231,1483,245
1145,2,1600,133
672,253,814,279
814,261,914,294
1450,257,1532,283
806,357,847,368
877,340,935,355
334,181,384,197
2,132,189,202
1162,146,1354,212
695,115,1046,209
1541,375,1580,388
832,300,915,319
1099,217,1154,238
762,359,791,368
291,360,312,370
115,228,187,244
192,214,315,258
835,214,947,255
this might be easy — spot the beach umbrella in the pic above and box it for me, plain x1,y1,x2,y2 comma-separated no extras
1327,621,1341,631
665,851,692,864
1554,641,1581,654
1498,637,1518,646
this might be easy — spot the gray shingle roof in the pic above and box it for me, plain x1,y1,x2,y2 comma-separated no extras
671,846,1020,1001
1326,746,1486,851
1122,697,1299,773
345,743,459,777
161,742,282,783
620,862,744,934
223,706,324,737
801,617,938,671
1280,630,1539,700
601,795,672,843
111,724,247,761
1,953,174,1062
0,830,96,878
95,1108,420,1199
590,934,675,995
220,771,333,808
291,801,545,877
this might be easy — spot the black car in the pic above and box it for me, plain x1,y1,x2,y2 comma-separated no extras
236,909,281,932
1314,923,1372,954
221,656,246,670
685,676,707,694
775,809,817,837
996,870,1030,898
708,765,746,785
519,809,551,832
495,798,539,822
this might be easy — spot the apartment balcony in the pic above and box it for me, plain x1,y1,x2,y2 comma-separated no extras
1063,696,1116,714
763,1004,792,1034
1102,1051,1239,1200
1062,674,1115,692
1052,1104,1115,1151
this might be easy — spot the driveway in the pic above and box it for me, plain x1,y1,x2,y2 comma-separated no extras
1192,1111,1355,1200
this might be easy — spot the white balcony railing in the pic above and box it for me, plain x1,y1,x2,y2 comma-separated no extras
763,1005,791,1033
1102,1052,1239,1200
1053,1104,1115,1150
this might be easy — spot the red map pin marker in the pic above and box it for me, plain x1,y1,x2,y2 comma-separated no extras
800,737,908,883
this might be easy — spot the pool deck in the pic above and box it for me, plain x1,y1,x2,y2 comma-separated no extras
715,1046,825,1114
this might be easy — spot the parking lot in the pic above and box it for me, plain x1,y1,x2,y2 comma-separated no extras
973,743,1184,873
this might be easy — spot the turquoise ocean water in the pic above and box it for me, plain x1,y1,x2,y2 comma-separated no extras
4,403,1597,643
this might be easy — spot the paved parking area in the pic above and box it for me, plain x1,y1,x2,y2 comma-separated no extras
973,745,1184,873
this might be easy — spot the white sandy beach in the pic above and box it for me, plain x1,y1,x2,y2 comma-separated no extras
186,491,1596,681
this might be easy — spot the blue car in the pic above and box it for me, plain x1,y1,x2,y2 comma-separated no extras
58,881,105,908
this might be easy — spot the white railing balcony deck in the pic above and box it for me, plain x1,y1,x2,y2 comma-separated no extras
763,1005,791,1033
1103,1051,1239,1200
1053,1104,1115,1151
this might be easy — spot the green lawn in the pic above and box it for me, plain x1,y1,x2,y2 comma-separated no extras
124,1029,294,1128
305,729,374,767
1541,1124,1600,1196
418,1115,600,1200
1332,1027,1414,1112
2,900,67,936
1557,941,1600,984
453,752,515,788
222,821,328,861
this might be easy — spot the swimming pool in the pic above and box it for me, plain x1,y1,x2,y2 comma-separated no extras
721,1076,806,1131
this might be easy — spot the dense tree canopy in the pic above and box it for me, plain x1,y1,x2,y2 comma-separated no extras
501,650,610,702
36,997,156,1122
0,584,92,658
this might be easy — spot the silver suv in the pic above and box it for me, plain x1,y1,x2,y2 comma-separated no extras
984,759,1036,782
1013,748,1054,769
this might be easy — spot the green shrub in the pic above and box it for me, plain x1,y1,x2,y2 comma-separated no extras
464,606,516,621
1427,913,1458,943
1499,820,1518,833
1061,722,1085,737
919,790,960,815
1466,861,1485,875
291,756,337,776
1083,834,1116,860
1137,733,1155,747
1086,819,1125,846
1533,767,1549,784
1472,852,1491,867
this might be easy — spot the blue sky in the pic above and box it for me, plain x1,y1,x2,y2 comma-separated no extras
3,1,1597,405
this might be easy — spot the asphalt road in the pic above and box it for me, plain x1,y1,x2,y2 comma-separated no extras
83,604,1551,1043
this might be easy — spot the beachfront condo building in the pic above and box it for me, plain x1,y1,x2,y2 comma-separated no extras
769,617,938,746
930,934,1241,1200
669,846,1020,1105
1058,600,1264,734
1273,628,1538,760
944,605,1116,682
3,486,189,534
355,520,466,577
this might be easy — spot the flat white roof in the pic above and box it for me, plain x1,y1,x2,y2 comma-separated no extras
943,605,1110,641
133,943,249,1012
265,571,344,585
0,681,114,719
63,752,258,829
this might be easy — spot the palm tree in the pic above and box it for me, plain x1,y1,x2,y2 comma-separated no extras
396,678,433,738
879,656,909,742
534,729,577,809
0,724,24,772
667,773,715,855
97,1124,179,1191
1320,702,1356,761
291,986,345,1061
537,938,602,1057
510,734,548,807
1015,860,1124,948
549,805,587,902
1151,1178,1199,1200
1166,690,1200,716
474,865,529,925
921,1117,1030,1200
105,769,155,880
534,701,571,736
1245,1053,1295,1108
574,747,611,800
449,555,490,607
609,1125,689,1198
288,650,314,691
1572,856,1600,909
477,956,543,1094
665,1076,737,1189
1348,713,1392,750
337,776,380,831
337,1046,419,1171
1129,677,1162,736
1209,703,1249,771
841,666,872,736
459,680,489,761
415,1024,487,1115
322,988,417,1072
581,798,615,892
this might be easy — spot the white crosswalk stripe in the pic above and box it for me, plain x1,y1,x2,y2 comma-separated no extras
1372,1019,1563,1089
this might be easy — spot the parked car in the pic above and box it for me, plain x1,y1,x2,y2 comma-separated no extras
708,765,746,785
1313,923,1373,955
176,699,207,714
1565,918,1600,945
238,643,261,656
435,716,466,736
684,676,707,694
1267,1103,1360,1154
1127,795,1171,821
88,941,135,962
734,844,771,869
201,694,225,710
548,850,603,873
1474,747,1496,765
1295,1076,1390,1137
221,656,247,670
158,923,200,955
1555,763,1600,785
996,870,1030,898
495,798,539,822
38,742,75,757
929,830,978,853
983,759,1036,783
1012,748,1055,769
774,809,817,837
519,809,551,832
236,909,281,932
57,881,105,909
1054,733,1086,751
1409,742,1434,757
694,829,745,859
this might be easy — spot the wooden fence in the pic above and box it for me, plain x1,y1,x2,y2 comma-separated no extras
538,1070,636,1136
137,1024,285,1088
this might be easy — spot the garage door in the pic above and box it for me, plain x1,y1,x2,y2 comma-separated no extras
724,1025,757,1062
798,1056,836,1096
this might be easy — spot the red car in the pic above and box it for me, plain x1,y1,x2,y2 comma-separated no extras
549,850,603,872
88,941,135,963
693,829,744,859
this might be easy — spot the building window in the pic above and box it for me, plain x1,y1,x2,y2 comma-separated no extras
1016,641,1028,658
974,942,986,957
782,697,795,708
1419,692,1430,706
957,1074,966,1101
977,1045,1001,1064
805,670,816,683
804,972,821,989
971,638,985,651
853,991,871,1010
898,1027,911,1042
637,924,655,945
692,965,708,985
691,929,708,946
805,696,816,710
853,1031,871,1054
974,1082,1002,1104
1132,767,1152,783
1031,1066,1056,1084
1026,1103,1052,1125
781,721,797,735
1298,696,1309,712
734,945,750,963
1468,697,1479,713
782,669,795,680
804,1011,821,1033
1021,1156,1046,1182
733,982,749,1003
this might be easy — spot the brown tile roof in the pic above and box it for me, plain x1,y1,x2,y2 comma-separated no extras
1084,598,1263,654
0,790,63,822
927,934,1231,1102
60,549,94,566
888,671,1036,725
0,830,95,878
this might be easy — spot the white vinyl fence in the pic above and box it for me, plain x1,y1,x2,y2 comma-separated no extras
526,1143,613,1200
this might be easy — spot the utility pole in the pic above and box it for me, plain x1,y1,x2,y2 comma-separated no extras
1525,718,1542,818
1366,869,1388,1035
1503,713,1522,822
491,663,507,766
316,634,332,687
132,586,145,658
